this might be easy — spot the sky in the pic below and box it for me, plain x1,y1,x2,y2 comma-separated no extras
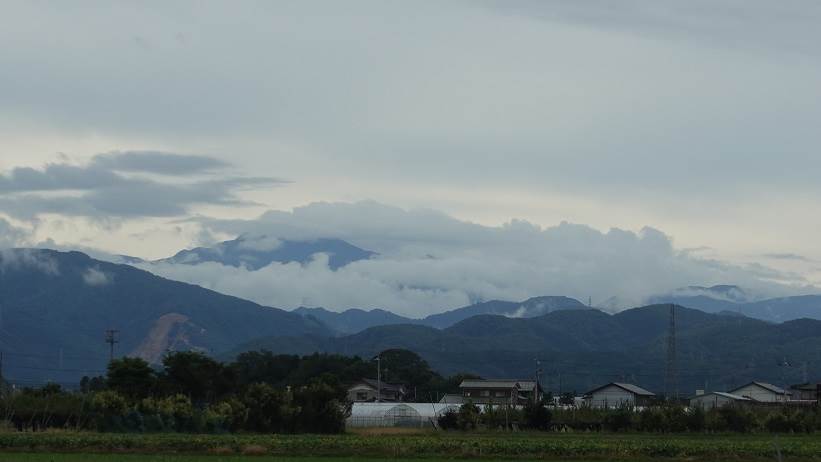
1,1,820,314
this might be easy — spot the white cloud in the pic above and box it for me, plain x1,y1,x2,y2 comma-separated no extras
82,266,112,286
236,235,282,252
0,248,60,275
139,201,812,317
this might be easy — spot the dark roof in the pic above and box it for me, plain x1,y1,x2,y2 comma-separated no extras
459,378,544,390
359,378,406,393
731,381,789,395
585,382,655,397
791,382,821,391
460,379,519,389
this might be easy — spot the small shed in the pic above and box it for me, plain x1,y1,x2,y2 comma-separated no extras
584,382,655,409
729,381,790,403
689,391,751,410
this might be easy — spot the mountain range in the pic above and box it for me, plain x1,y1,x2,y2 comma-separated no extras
649,285,821,323
294,296,589,333
3,246,821,395
229,304,821,395
0,249,329,385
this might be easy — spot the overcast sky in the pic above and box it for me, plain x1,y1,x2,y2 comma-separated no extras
1,1,820,312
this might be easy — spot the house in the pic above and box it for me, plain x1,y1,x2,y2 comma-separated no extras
689,391,752,410
347,378,407,403
516,380,545,403
584,382,655,409
789,383,820,401
729,381,790,403
458,379,544,405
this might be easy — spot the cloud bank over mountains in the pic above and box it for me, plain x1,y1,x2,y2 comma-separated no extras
139,201,810,317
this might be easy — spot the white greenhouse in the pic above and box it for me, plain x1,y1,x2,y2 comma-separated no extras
347,402,461,428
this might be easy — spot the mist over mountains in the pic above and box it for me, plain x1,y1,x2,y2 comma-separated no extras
128,201,811,318
1,244,820,392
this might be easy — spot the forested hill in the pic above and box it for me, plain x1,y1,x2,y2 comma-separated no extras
0,249,330,385
231,304,821,395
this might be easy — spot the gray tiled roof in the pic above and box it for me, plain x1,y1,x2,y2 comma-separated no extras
460,380,519,389
360,378,405,393
586,382,655,396
731,381,789,395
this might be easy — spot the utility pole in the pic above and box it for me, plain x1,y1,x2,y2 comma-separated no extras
105,329,119,363
665,304,678,402
534,359,543,404
373,355,381,403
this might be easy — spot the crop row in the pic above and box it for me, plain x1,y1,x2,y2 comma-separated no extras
1,432,820,459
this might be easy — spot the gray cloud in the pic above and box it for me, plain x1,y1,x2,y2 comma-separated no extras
144,201,811,316
1,2,820,286
0,152,283,220
90,151,229,175
763,253,814,262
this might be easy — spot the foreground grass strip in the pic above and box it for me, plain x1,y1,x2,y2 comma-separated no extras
0,432,820,460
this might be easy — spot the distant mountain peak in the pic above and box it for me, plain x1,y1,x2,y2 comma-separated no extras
157,236,376,270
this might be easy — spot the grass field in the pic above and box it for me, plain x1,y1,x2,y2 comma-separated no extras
0,432,820,461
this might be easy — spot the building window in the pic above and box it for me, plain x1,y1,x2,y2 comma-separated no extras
495,391,505,397
481,390,490,397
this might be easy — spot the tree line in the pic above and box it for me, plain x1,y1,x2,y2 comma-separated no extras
1,348,467,433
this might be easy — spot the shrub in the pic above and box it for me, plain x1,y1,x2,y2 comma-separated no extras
457,402,481,430
522,400,552,431
437,409,459,430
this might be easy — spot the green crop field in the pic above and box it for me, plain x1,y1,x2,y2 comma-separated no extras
0,432,820,461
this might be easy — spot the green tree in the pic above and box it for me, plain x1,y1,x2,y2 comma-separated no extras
160,351,233,403
243,382,287,433
292,374,349,434
107,357,156,401
232,350,300,388
522,399,552,430
457,402,481,430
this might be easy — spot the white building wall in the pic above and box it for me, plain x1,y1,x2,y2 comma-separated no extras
587,385,635,409
732,384,786,403
690,394,734,410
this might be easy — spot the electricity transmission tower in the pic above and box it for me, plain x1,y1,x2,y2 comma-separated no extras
665,304,678,401
105,329,119,362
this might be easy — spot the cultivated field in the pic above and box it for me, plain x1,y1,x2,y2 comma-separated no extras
0,432,820,461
